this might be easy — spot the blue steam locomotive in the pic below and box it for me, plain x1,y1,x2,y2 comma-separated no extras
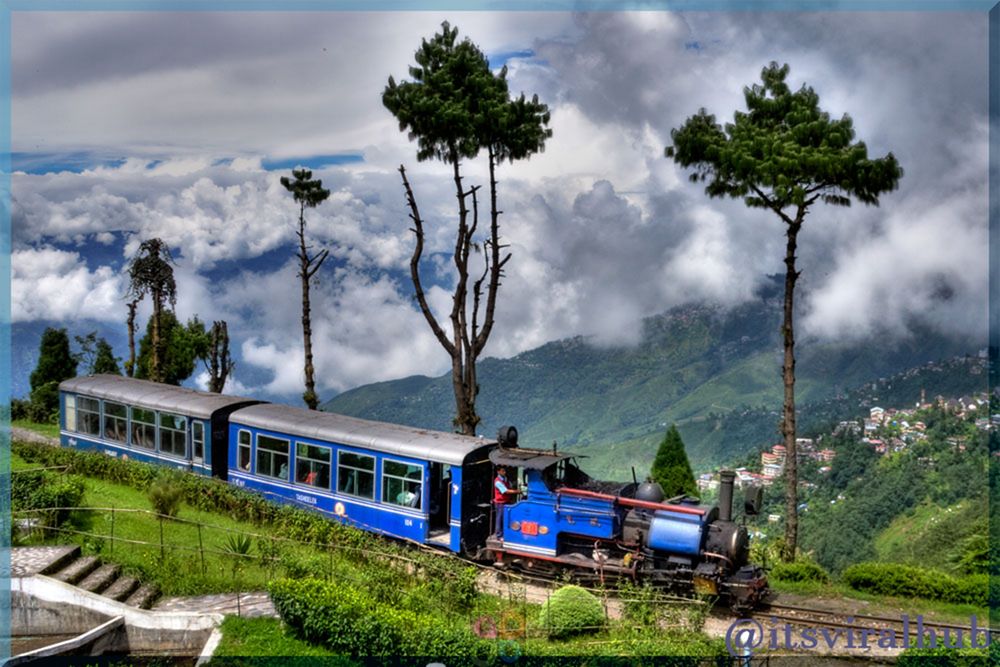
58,375,768,610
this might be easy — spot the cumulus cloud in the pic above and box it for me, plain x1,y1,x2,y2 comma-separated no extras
8,10,988,401
12,247,124,322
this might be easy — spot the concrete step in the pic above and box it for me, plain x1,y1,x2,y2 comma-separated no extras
103,575,141,602
78,563,121,594
37,545,82,576
52,555,101,585
124,582,160,609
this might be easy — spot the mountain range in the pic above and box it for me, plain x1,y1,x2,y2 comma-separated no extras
324,284,985,479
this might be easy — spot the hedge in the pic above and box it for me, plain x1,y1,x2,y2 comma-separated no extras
537,585,605,639
269,577,493,661
842,562,987,607
770,559,830,584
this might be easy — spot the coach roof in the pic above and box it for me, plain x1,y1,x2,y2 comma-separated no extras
230,403,495,466
59,375,260,419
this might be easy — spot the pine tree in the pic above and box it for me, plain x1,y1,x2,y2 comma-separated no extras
280,169,331,410
135,312,209,386
92,339,121,375
650,424,697,498
29,327,78,421
666,62,902,560
384,21,551,434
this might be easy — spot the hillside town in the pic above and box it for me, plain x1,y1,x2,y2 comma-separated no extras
697,390,994,495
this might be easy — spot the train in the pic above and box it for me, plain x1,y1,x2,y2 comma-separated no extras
58,374,769,611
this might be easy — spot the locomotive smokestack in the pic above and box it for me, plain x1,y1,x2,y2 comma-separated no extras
719,470,735,522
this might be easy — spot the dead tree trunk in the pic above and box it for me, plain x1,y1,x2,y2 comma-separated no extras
297,200,328,410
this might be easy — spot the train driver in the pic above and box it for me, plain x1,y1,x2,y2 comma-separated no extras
493,466,522,540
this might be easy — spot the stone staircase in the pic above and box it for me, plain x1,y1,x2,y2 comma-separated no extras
40,547,160,609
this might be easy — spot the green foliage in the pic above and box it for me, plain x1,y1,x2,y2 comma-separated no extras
649,424,697,497
93,338,122,375
666,61,902,211
383,21,550,165
842,562,987,607
770,559,829,584
148,475,185,517
269,577,493,659
12,468,86,528
280,168,331,210
537,585,605,639
29,327,77,421
897,646,995,666
74,331,121,376
135,311,210,385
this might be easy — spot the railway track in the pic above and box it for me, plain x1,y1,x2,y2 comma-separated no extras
753,599,997,644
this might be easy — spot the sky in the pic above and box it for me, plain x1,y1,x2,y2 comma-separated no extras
9,9,989,403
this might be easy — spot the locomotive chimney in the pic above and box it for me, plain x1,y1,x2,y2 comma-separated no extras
718,470,735,522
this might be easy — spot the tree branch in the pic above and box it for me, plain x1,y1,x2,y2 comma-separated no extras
399,165,455,356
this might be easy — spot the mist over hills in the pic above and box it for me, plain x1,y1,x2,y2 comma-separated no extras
324,288,984,478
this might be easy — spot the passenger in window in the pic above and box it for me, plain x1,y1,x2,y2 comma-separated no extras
278,462,288,480
304,470,318,485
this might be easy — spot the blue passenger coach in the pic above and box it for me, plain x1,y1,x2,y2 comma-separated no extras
59,375,260,478
226,403,496,553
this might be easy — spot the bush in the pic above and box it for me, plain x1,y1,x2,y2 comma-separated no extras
537,585,605,638
148,476,185,517
770,559,830,584
269,577,492,660
842,562,987,607
897,646,995,666
12,468,86,528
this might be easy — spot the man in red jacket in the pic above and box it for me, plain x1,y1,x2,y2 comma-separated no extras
493,466,521,540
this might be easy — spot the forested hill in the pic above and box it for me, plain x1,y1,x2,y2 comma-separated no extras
323,294,983,476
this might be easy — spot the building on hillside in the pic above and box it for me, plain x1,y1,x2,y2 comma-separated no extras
762,463,783,479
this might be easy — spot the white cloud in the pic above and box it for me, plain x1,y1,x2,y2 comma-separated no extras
12,247,124,322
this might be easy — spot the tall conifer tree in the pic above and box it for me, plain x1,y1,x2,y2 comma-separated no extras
650,424,697,498
666,62,902,560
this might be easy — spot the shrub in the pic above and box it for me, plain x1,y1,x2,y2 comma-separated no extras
842,562,988,607
269,577,492,660
148,476,185,517
12,468,86,528
770,559,830,584
537,585,605,639
897,646,995,666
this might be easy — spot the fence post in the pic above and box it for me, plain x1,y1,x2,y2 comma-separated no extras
110,507,115,557
159,515,165,564
197,523,206,575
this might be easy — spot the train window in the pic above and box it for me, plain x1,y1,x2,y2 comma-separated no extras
159,412,187,458
77,396,101,437
237,430,251,471
103,402,127,443
131,407,156,450
296,443,330,489
257,435,290,480
382,459,423,511
192,422,205,462
338,451,374,499
65,395,77,432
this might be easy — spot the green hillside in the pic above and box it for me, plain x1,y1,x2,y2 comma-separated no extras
323,294,982,476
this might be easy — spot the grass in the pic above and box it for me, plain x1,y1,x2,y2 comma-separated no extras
210,617,345,660
769,578,989,626
13,451,365,596
12,419,60,440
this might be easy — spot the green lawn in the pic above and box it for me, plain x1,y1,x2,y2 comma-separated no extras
12,419,60,440
210,617,345,660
